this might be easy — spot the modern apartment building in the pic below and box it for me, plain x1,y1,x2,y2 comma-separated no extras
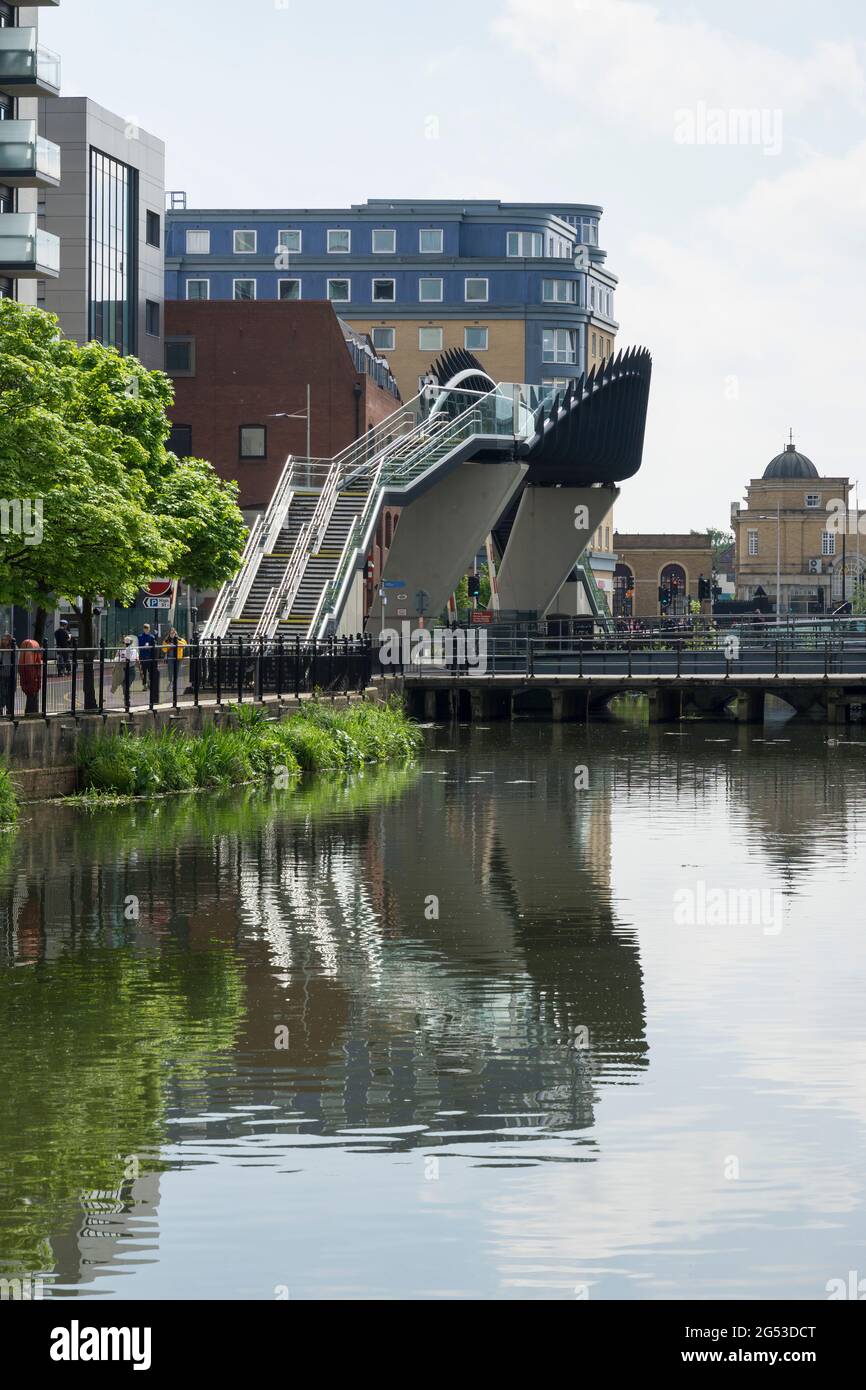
164,198,619,399
37,97,165,369
0,2,61,306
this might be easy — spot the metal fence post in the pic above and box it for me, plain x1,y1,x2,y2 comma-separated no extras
216,636,223,705
98,640,106,714
255,640,264,703
294,636,301,699
237,638,245,705
276,637,284,700
41,640,49,719
123,650,131,713
70,640,79,717
193,641,200,707
172,638,180,708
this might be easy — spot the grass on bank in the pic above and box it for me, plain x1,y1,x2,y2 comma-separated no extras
75,698,422,800
0,766,19,824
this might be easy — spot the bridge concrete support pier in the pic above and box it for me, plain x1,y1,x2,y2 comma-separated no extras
647,687,681,724
550,688,588,722
826,689,851,726
470,687,512,721
495,484,619,615
734,688,765,724
423,689,440,721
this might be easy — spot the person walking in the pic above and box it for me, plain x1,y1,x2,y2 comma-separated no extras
18,638,43,716
161,628,188,688
138,623,157,691
112,636,140,700
0,635,16,720
54,619,72,676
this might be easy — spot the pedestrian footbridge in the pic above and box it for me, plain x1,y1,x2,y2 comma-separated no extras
202,348,652,644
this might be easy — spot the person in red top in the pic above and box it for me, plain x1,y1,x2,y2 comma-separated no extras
18,639,43,716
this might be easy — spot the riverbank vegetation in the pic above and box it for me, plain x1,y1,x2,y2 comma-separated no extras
0,767,18,824
76,699,421,800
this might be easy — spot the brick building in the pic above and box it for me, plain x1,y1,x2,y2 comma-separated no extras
164,300,401,515
613,534,714,619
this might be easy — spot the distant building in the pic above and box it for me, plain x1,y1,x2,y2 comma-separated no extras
164,299,401,517
37,96,165,369
613,534,714,619
164,197,619,400
732,440,861,614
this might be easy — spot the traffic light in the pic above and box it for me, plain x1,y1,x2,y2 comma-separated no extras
698,575,709,602
467,574,481,599
659,586,671,609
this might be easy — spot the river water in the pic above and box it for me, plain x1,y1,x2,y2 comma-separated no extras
1,718,865,1301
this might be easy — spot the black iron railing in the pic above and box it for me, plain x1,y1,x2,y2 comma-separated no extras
0,636,375,721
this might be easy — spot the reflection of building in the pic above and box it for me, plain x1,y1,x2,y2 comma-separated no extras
732,439,860,614
164,198,619,399
613,533,714,618
37,97,165,369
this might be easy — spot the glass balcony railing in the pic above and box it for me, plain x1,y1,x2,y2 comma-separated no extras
0,120,61,187
0,213,60,277
0,29,62,96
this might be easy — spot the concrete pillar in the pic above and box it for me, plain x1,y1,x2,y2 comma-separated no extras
826,690,850,725
734,688,765,724
495,484,619,615
550,688,588,722
647,687,680,724
423,689,439,721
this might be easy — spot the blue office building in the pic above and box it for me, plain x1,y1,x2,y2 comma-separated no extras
164,198,619,399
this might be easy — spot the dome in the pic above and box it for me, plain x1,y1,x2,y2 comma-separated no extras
762,442,819,480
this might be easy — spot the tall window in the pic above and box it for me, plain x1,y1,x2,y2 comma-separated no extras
89,149,139,356
822,531,836,556
542,328,577,364
747,529,759,556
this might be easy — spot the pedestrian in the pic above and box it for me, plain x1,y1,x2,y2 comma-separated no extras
138,622,157,691
18,638,43,716
161,628,187,685
0,635,15,720
112,636,139,696
54,618,72,676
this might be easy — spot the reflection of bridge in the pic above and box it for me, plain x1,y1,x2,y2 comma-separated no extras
402,635,866,724
204,349,652,644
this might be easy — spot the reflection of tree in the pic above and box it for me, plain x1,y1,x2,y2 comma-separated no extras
0,945,244,1280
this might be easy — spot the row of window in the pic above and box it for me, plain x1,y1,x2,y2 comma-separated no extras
168,424,265,461
182,227,584,260
187,276,494,305
747,529,838,557
182,275,606,312
369,326,489,353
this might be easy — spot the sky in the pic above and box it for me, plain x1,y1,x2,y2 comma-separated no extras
43,0,866,533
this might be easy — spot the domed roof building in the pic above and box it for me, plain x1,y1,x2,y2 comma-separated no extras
732,434,860,616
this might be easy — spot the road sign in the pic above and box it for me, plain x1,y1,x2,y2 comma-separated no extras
471,610,493,625
143,596,171,610
147,579,173,598
382,580,406,589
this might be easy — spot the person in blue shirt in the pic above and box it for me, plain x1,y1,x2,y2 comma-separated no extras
138,624,157,691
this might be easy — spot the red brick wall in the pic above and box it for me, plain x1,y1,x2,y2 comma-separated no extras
165,301,401,510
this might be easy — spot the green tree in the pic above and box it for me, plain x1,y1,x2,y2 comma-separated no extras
0,300,246,707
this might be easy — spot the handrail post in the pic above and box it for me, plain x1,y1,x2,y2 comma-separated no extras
216,636,223,705
193,640,201,707
123,648,131,714
238,637,245,705
98,639,105,715
41,639,49,719
255,640,264,702
70,640,78,717
294,636,301,699
172,637,180,708
276,636,284,700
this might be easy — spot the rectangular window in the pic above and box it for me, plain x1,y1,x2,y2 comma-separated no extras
327,228,351,253
327,278,351,302
372,278,396,302
419,277,443,302
419,228,443,254
186,278,210,300
168,425,192,458
186,229,210,255
419,327,443,352
233,279,256,300
508,231,544,257
146,210,160,248
748,529,759,556
543,278,577,303
822,531,836,556
371,327,395,351
591,332,597,355
165,339,194,375
278,229,302,254
145,300,160,337
805,493,821,508
542,328,577,365
465,277,489,303
88,149,139,356
372,228,396,254
464,327,488,351
279,279,301,300
240,426,267,459
233,229,257,254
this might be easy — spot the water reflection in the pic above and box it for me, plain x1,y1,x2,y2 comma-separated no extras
1,722,865,1299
